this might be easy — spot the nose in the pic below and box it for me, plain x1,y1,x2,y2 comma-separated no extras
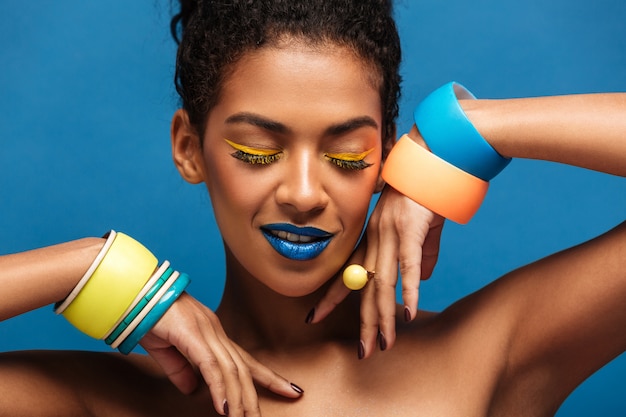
274,149,329,216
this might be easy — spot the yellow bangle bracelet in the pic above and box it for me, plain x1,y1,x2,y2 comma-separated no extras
381,135,489,224
55,230,118,314
62,231,158,339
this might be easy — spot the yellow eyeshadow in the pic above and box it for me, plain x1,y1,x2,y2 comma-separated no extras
224,138,280,156
324,148,375,161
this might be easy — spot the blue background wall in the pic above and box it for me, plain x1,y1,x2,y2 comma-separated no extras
1,1,624,414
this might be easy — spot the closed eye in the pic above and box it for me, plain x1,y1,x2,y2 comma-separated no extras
324,149,374,171
225,138,282,165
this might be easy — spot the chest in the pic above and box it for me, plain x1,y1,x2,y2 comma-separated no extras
254,341,500,417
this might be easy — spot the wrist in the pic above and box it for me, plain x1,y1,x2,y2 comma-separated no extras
457,98,511,160
413,82,511,181
55,231,190,354
383,82,513,224
382,135,488,224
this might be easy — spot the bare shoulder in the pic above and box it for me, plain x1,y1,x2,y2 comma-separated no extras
395,221,626,416
0,350,89,416
387,298,514,414
0,350,212,417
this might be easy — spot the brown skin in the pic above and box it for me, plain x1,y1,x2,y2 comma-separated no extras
3,218,625,417
1,42,625,417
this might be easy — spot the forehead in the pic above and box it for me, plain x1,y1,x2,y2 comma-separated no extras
211,44,383,132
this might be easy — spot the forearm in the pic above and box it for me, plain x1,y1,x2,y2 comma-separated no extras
1,237,105,321
461,93,626,176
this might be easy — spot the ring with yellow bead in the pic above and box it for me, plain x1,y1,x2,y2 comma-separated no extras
342,264,375,290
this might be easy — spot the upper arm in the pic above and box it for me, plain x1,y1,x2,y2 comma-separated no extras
490,221,626,412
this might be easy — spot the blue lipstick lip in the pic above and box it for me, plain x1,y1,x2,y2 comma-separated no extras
261,223,333,238
261,223,334,261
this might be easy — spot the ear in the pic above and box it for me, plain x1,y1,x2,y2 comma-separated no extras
171,109,206,184
374,124,397,193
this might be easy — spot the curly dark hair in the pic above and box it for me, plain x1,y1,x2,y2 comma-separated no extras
170,0,401,154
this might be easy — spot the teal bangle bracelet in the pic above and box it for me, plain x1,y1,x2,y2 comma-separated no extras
105,266,174,345
102,260,171,340
109,270,180,349
118,272,191,355
413,81,511,181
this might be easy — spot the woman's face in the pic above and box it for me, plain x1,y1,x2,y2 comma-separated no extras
188,44,383,297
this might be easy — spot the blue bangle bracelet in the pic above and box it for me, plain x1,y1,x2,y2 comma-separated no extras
109,270,181,350
413,81,511,181
118,272,191,355
105,267,174,345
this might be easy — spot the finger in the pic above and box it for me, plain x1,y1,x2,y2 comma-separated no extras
186,336,236,416
238,368,262,417
142,343,199,395
155,296,232,415
397,233,421,322
166,307,238,415
309,277,351,324
236,346,304,399
358,239,380,359
224,338,305,416
309,235,369,324
373,220,399,351
219,343,259,417
359,278,379,359
420,215,444,280
396,213,428,321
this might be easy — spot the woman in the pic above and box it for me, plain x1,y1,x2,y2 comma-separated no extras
1,1,625,416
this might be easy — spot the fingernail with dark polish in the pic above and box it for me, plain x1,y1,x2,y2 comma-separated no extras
404,306,412,322
291,382,304,394
305,308,315,324
223,400,229,416
378,331,387,351
358,340,365,360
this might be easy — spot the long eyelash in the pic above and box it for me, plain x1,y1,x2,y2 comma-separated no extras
324,148,375,171
231,151,282,165
224,138,282,165
324,156,373,170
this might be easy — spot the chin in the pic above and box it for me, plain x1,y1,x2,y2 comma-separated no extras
259,269,334,298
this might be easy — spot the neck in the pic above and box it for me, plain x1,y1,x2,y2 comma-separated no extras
216,248,360,353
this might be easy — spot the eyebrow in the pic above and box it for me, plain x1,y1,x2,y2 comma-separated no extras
225,112,379,137
323,116,379,137
225,112,289,134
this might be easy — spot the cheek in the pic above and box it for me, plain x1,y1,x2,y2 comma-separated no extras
203,155,268,231
330,169,380,230
208,145,270,196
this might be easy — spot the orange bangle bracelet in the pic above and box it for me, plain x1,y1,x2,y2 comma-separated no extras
381,135,489,224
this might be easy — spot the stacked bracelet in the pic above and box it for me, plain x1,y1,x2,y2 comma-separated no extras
59,231,158,339
117,272,191,355
55,230,190,354
383,82,512,223
413,81,511,181
382,135,488,224
104,262,173,344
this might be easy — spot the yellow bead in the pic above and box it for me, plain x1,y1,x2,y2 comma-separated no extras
343,264,369,290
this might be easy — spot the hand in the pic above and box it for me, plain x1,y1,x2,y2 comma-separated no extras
140,293,302,416
308,129,444,358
